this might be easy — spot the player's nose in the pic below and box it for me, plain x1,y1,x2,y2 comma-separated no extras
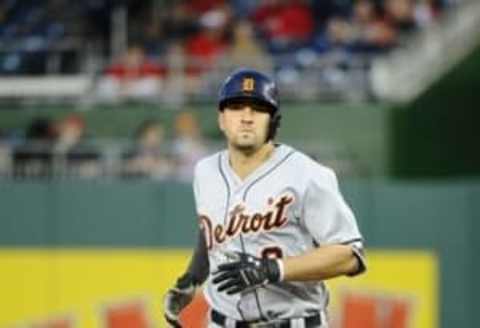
240,106,254,121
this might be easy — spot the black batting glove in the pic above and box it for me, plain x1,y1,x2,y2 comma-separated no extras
163,273,196,328
212,252,282,295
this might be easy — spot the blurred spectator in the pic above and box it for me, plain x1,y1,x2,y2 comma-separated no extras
414,0,441,27
13,117,55,179
184,5,231,76
0,0,88,75
171,111,207,181
44,0,85,38
231,0,258,18
162,40,209,103
384,0,417,34
96,44,166,102
133,21,167,58
311,0,353,31
162,2,200,42
228,20,272,70
84,0,113,46
183,0,226,14
51,114,100,178
319,0,396,54
252,0,315,54
352,0,396,50
122,119,172,179
0,3,8,26
161,41,190,103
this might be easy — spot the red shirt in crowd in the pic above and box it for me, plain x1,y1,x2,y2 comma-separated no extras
183,0,225,14
184,31,227,75
252,1,314,42
105,61,167,80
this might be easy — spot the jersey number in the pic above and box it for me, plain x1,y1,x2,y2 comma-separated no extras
261,247,283,259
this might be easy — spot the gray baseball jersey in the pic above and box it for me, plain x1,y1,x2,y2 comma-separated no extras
193,144,364,322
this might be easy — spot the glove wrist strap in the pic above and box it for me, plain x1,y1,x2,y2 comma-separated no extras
275,259,285,282
264,258,282,283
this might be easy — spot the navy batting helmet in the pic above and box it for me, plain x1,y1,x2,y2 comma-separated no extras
218,68,281,141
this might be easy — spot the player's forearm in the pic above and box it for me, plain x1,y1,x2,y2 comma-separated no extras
282,245,358,282
183,229,209,286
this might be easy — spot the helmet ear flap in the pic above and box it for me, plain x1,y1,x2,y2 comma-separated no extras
267,112,281,141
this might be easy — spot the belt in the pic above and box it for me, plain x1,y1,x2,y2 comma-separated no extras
211,309,322,328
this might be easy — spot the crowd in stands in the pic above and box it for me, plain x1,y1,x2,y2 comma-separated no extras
11,115,101,178
126,0,453,59
93,0,458,101
0,0,458,82
0,111,208,180
0,0,462,179
0,0,110,74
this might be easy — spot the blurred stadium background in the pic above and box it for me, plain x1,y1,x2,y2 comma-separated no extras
0,0,479,327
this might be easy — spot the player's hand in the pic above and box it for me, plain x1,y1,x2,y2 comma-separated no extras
212,252,281,295
163,274,196,328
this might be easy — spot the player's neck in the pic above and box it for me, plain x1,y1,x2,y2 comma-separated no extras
228,142,275,180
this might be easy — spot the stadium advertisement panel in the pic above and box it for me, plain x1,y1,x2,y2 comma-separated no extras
0,249,437,328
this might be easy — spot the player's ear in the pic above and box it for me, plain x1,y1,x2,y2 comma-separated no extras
218,112,225,132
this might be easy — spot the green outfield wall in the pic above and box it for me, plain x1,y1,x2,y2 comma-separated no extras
0,179,478,328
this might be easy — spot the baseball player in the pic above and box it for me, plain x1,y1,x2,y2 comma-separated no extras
164,68,366,328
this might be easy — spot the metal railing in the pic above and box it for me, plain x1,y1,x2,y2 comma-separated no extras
0,51,375,104
0,138,368,181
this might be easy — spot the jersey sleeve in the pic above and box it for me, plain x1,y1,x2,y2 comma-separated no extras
302,166,364,246
302,167,366,275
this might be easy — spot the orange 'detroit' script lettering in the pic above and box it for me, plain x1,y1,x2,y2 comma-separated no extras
199,194,294,250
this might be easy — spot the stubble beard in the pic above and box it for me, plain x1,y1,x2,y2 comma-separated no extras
231,139,258,154
226,121,270,155
230,134,263,155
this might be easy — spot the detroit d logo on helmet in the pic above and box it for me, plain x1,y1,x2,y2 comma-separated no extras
242,77,255,92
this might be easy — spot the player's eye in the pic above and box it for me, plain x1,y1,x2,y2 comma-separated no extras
224,101,272,114
226,103,245,111
251,104,272,114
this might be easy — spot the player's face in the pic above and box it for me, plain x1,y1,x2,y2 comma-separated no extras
219,102,271,152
